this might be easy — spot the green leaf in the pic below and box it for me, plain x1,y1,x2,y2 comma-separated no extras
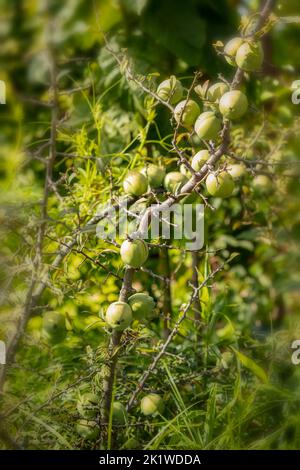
21,411,73,449
141,0,206,66
231,348,268,384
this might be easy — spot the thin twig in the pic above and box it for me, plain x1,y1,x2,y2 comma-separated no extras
126,262,224,411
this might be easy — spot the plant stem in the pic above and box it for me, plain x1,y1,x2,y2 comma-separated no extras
191,251,201,327
160,245,172,339
100,267,134,447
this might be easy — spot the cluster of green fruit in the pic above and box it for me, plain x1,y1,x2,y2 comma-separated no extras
123,164,190,198
157,73,251,140
123,164,166,197
169,82,249,137
224,38,264,71
123,39,265,204
151,37,264,200
164,39,262,129
123,151,247,200
122,161,245,206
105,292,155,331
76,392,127,441
121,39,264,201
75,392,164,441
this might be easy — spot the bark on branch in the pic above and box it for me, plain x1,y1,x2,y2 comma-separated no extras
100,267,134,444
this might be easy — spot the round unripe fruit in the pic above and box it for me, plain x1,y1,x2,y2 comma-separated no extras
77,393,99,419
227,164,246,179
157,76,183,104
174,99,200,129
105,301,132,331
207,82,229,102
76,419,99,441
219,91,248,120
120,239,149,268
141,393,164,416
252,174,272,193
128,293,155,321
191,150,210,172
206,172,234,198
224,37,244,66
112,402,127,425
123,171,148,196
42,311,66,343
164,172,188,193
194,111,221,141
235,41,264,72
142,165,165,189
